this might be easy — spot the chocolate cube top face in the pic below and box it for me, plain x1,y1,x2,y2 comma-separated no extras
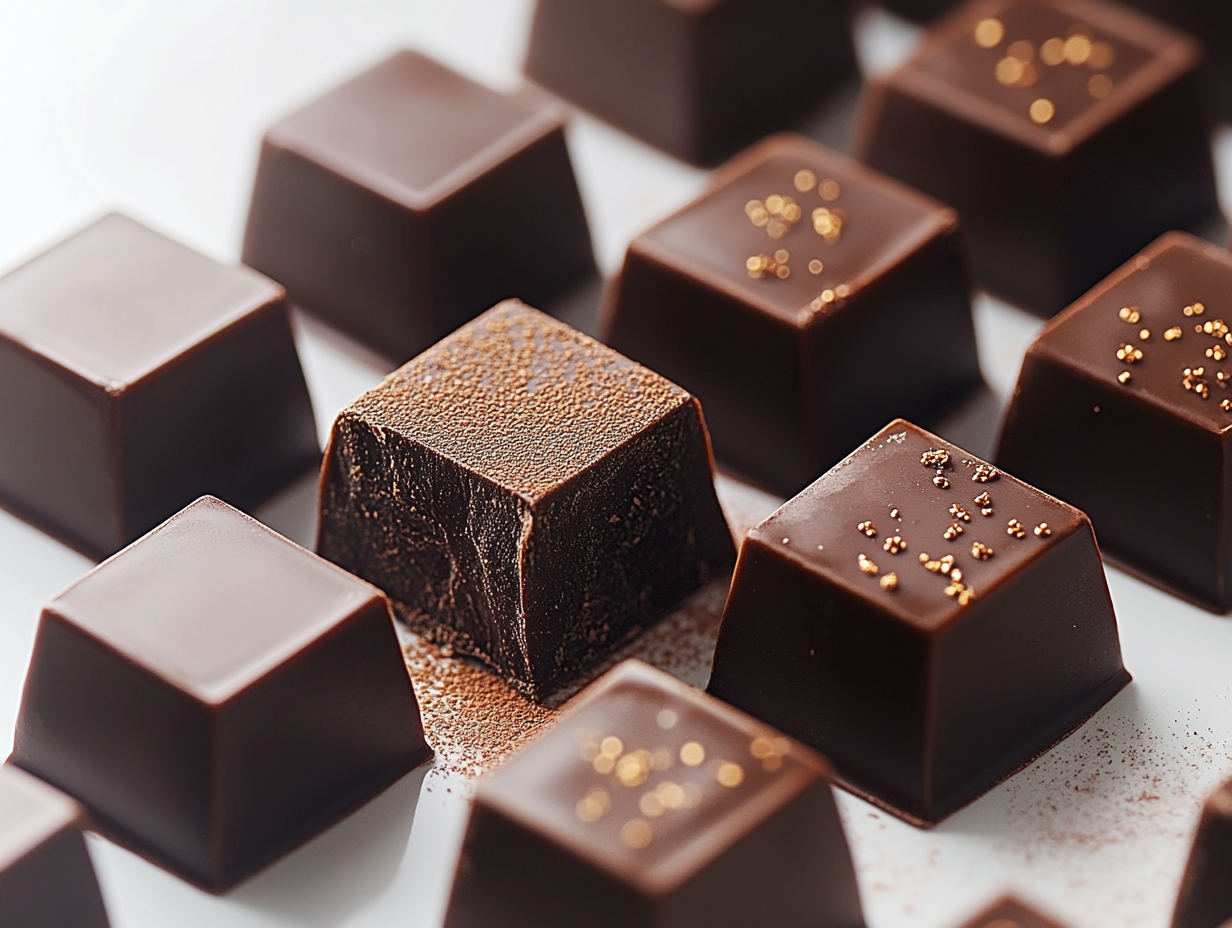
997,233,1232,610
243,50,595,363
444,660,863,928
604,134,980,496
12,497,430,891
1172,779,1232,928
956,897,1070,928
319,302,736,702
709,420,1129,825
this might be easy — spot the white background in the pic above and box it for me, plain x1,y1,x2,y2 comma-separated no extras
2,2,1232,926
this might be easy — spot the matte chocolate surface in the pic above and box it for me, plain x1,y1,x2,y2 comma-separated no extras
1172,778,1232,928
0,765,109,928
524,0,857,166
0,213,319,560
10,496,430,891
708,420,1129,825
997,233,1232,612
444,660,864,928
853,0,1218,316
603,133,980,496
318,302,735,702
956,897,1071,928
244,50,595,363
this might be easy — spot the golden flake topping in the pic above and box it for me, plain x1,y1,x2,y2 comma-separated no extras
1007,519,1027,539
971,541,995,560
857,520,877,537
883,535,907,554
858,554,879,576
880,572,899,591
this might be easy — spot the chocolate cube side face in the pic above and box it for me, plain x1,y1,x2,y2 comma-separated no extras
317,302,735,701
997,233,1232,611
0,213,319,560
1172,781,1232,928
603,134,980,497
525,0,856,166
853,0,1217,316
243,50,595,363
0,766,110,928
443,660,864,928
708,420,1129,825
11,497,429,890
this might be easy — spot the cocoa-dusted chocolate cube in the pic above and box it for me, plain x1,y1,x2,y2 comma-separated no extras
708,420,1129,826
1171,777,1232,928
853,0,1218,315
0,213,319,560
243,50,595,363
10,497,430,891
955,897,1071,928
444,660,864,928
602,133,980,497
997,233,1232,611
0,766,109,928
523,0,857,166
318,301,735,702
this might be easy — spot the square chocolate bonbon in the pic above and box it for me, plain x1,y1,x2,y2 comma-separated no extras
524,0,857,166
997,232,1232,612
10,496,430,891
0,213,319,560
243,49,595,363
602,133,980,496
318,301,735,702
853,0,1218,315
0,765,109,928
1171,778,1232,928
708,420,1130,826
443,660,864,928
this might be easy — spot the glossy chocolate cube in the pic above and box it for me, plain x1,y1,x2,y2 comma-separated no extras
10,497,430,891
318,301,735,703
1172,778,1232,928
853,0,1218,315
956,897,1071,928
603,134,980,497
524,0,857,166
997,233,1232,611
0,766,109,928
0,213,319,560
708,420,1129,826
444,660,864,928
243,50,595,363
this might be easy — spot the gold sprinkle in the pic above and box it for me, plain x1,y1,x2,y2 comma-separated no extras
657,782,686,809
1165,326,1183,341
1007,519,1027,539
1208,345,1227,361
890,508,900,519
1139,329,1150,341
971,541,994,560
943,523,965,541
576,788,611,823
808,259,824,275
622,819,653,850
716,762,745,788
594,754,616,774
921,449,951,468
974,17,1005,48
880,572,899,591
1064,34,1093,65
1184,367,1211,398
1222,399,1232,411
651,748,673,771
883,535,907,554
680,742,706,767
617,750,652,788
1034,523,1052,537
918,553,956,575
775,249,789,263
858,554,879,576
950,503,972,522
1041,37,1066,66
975,492,991,508
969,462,1000,483
950,568,963,583
1118,306,1141,324
750,737,786,760
1118,371,1132,385
812,207,844,244
818,179,841,202
1029,98,1056,125
1089,74,1113,99
767,220,787,239
820,289,836,303
794,169,817,193
639,791,664,817
657,710,677,729
1204,319,1230,338
996,56,1026,86
601,736,623,757
1116,343,1143,363
835,284,851,298
1088,41,1114,69
946,580,977,606
1008,40,1035,62
1185,302,1206,316
858,520,877,537
934,474,951,489
1219,371,1231,387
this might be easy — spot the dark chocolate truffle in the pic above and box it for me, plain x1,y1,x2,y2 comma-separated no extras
853,0,1218,316
602,133,980,497
1172,777,1232,928
243,49,595,363
0,213,319,560
0,765,110,928
955,897,1072,928
708,420,1130,826
443,660,864,928
523,0,858,166
997,232,1232,612
317,301,736,703
10,496,430,891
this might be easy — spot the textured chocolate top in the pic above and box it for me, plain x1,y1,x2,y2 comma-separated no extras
0,213,282,389
51,497,382,703
267,50,561,207
1028,232,1232,434
889,0,1196,152
0,765,80,872
479,660,827,892
633,133,956,326
341,301,693,500
751,420,1083,629
955,896,1071,928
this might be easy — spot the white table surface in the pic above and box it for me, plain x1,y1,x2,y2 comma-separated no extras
2,2,1232,926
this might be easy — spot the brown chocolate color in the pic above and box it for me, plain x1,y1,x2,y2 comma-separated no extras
524,0,857,167
9,496,430,892
243,50,595,363
1172,778,1232,928
853,0,1218,316
0,765,109,928
997,233,1232,612
444,659,864,928
0,213,319,561
956,897,1071,928
317,301,735,703
708,420,1129,826
879,0,964,24
603,134,980,497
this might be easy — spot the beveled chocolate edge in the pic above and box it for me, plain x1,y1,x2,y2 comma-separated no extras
0,765,93,875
